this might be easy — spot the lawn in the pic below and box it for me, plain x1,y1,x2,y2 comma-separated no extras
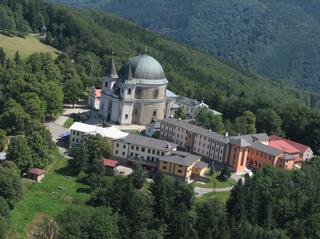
196,191,230,204
63,117,75,128
10,149,90,239
194,172,236,189
0,33,59,59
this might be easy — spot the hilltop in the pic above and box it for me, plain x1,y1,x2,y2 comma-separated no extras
0,34,59,59
49,0,320,93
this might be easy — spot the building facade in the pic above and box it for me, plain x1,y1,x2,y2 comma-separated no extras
176,96,222,119
88,86,101,110
160,118,312,174
69,122,128,146
160,118,229,163
99,54,168,125
113,134,177,171
159,151,208,182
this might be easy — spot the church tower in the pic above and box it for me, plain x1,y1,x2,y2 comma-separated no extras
99,54,118,121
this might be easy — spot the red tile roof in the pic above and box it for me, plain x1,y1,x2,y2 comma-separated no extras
269,135,310,153
103,159,118,168
28,168,45,176
95,89,102,98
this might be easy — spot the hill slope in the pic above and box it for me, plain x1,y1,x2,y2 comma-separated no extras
0,34,59,59
48,0,320,93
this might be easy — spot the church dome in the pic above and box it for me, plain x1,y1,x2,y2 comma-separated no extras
119,54,166,81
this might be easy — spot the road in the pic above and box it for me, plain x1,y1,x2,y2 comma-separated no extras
45,120,69,156
194,186,233,196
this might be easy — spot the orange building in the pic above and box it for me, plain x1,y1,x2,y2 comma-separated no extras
228,134,303,173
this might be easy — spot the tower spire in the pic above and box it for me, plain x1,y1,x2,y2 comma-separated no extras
127,58,133,81
110,51,118,79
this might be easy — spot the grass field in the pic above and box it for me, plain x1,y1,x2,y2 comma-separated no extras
196,191,230,204
63,117,75,128
194,172,236,189
10,149,90,239
0,34,59,59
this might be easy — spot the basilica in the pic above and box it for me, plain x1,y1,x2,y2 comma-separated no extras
99,54,170,125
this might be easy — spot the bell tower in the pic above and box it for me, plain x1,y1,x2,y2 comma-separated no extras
99,53,118,121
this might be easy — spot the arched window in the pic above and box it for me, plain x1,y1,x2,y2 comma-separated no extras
153,89,159,98
128,88,132,95
105,81,108,88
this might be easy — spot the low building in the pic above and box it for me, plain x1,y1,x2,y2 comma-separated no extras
269,135,313,161
229,134,302,173
176,96,222,119
88,86,102,110
103,159,119,176
159,151,208,182
165,89,179,118
113,134,177,171
0,152,6,164
69,122,128,146
145,120,161,137
27,168,45,182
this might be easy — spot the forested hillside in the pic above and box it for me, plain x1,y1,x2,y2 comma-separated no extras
49,0,320,92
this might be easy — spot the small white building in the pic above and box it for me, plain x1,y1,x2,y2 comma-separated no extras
145,120,161,137
176,96,222,119
0,152,6,164
27,168,45,182
69,122,128,146
88,86,102,110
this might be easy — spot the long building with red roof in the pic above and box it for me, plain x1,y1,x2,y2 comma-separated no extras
269,135,313,161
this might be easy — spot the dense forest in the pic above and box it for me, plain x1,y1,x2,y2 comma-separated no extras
49,0,320,92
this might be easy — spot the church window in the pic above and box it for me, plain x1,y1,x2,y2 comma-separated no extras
153,89,159,98
153,110,157,117
105,81,108,88
128,88,132,95
125,114,128,119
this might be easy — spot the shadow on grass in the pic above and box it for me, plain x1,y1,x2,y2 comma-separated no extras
77,188,91,194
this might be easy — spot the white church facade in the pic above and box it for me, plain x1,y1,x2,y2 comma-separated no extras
99,54,169,125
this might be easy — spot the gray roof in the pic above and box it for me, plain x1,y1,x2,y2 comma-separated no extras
208,109,223,116
230,133,269,144
160,151,201,166
166,89,178,98
162,118,229,143
194,161,209,169
121,134,177,151
119,54,166,81
110,56,118,79
176,96,201,107
148,121,161,129
229,138,251,147
170,103,180,109
251,142,282,156
281,154,296,160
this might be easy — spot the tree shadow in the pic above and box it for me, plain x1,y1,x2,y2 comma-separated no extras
77,187,91,194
